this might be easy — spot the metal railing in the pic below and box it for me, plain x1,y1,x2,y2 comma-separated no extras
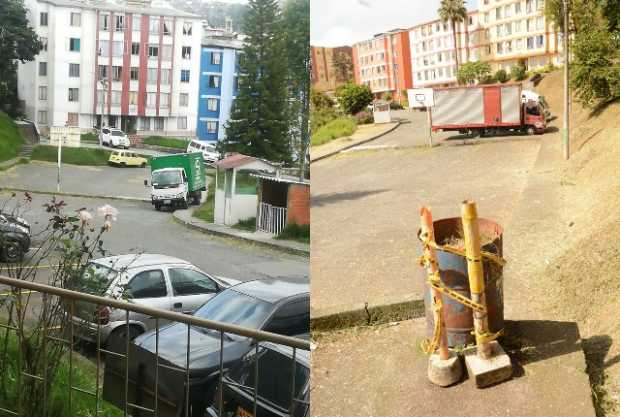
0,275,310,417
257,202,287,235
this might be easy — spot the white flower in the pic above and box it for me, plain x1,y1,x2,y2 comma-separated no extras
103,220,112,231
97,204,119,221
77,210,92,225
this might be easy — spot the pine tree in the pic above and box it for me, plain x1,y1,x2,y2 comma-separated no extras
222,0,292,163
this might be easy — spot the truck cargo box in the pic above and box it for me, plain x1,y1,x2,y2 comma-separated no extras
149,152,206,193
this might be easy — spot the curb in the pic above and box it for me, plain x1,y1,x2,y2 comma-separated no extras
0,187,150,203
311,298,426,332
171,212,310,257
310,121,402,163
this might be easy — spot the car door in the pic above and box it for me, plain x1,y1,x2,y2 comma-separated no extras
124,269,172,330
128,152,138,166
262,297,310,336
166,267,220,314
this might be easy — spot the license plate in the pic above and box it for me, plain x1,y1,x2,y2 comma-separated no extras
163,200,171,204
236,407,253,417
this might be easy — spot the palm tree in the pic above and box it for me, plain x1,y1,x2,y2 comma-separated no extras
438,0,468,74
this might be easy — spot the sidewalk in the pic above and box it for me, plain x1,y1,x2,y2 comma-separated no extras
309,122,400,162
172,209,309,256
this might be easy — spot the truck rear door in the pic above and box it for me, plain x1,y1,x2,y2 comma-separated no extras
483,86,502,126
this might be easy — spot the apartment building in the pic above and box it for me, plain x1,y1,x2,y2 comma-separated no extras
409,12,490,87
197,27,244,142
310,45,353,93
479,0,563,72
18,0,203,136
352,29,412,100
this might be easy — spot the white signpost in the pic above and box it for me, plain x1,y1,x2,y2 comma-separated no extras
408,88,435,147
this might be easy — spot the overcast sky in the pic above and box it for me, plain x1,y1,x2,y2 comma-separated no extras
311,0,478,47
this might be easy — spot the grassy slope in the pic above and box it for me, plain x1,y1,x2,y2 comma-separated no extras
192,171,216,222
142,136,189,149
31,145,111,166
0,112,24,162
311,117,357,147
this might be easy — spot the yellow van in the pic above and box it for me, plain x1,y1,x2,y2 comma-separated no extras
108,150,148,167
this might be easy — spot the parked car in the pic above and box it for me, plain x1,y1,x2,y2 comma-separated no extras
71,254,239,345
101,128,131,148
187,140,219,164
108,150,148,168
102,278,309,417
0,212,31,262
206,342,310,417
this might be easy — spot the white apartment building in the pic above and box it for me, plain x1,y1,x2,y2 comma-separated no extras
479,0,563,72
18,0,203,136
409,12,488,87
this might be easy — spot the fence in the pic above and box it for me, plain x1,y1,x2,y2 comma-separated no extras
0,275,309,417
257,202,288,235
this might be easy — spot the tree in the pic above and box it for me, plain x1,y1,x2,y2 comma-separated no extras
222,0,292,163
457,61,491,85
438,0,468,73
511,63,527,81
282,0,310,178
495,69,509,83
0,0,42,113
310,87,333,110
335,83,373,115
332,51,353,83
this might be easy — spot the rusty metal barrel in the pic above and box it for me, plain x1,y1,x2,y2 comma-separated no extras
421,217,504,347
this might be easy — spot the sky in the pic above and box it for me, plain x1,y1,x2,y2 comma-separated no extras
311,0,478,47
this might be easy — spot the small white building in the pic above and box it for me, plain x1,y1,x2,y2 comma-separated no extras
214,154,277,226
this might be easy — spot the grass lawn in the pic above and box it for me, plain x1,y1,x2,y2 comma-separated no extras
31,145,111,166
311,117,357,147
142,136,189,149
0,112,24,162
233,217,256,232
192,174,216,223
276,223,310,244
80,132,99,143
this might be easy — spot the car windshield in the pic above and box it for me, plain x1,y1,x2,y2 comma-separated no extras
111,131,124,136
193,289,273,329
102,128,110,134
73,262,118,295
152,170,182,187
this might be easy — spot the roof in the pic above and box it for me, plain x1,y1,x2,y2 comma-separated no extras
251,172,310,186
230,278,309,304
214,153,277,170
92,253,191,271
38,0,201,18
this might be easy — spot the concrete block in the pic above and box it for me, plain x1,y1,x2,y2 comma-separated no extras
464,341,513,388
428,351,463,387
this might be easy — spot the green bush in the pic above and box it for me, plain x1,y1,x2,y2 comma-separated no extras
495,69,509,83
311,117,357,146
354,111,374,125
276,223,309,243
0,112,24,162
511,64,527,81
310,88,334,110
311,107,339,132
142,136,189,149
31,145,111,166
80,132,99,143
233,217,256,231
335,83,374,115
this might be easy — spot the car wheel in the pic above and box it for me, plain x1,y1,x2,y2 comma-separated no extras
120,162,126,168
2,240,24,263
110,325,143,342
141,162,146,168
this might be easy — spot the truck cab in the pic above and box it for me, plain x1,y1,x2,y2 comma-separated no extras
150,167,190,210
523,100,547,135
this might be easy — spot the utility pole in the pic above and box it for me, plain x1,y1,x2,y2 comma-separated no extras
99,78,107,146
563,0,570,160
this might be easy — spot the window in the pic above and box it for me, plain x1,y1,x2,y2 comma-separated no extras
132,15,141,31
527,36,534,49
40,12,48,26
69,63,80,77
536,16,544,30
169,269,217,296
69,38,80,52
126,270,167,299
160,93,169,108
67,113,78,126
536,35,544,48
514,20,521,32
526,0,533,13
98,65,108,80
263,299,310,336
139,117,150,130
70,12,81,26
98,40,109,56
112,41,123,57
161,45,172,61
211,52,221,65
234,76,239,92
182,22,192,35
39,86,47,100
41,37,48,51
496,7,501,20
129,67,138,81
161,69,170,85
100,14,110,31
177,117,187,129
154,117,164,130
68,88,79,102
149,17,159,34
39,62,47,76
146,93,157,107
163,20,172,36
115,15,124,31
128,92,138,105
111,91,121,105
207,121,217,134
497,42,503,53
208,75,220,88
148,45,159,58
131,42,140,55
182,46,191,59
38,111,47,125
112,66,122,81
515,2,521,13
207,98,218,111
147,68,157,84
179,93,189,107
180,70,190,83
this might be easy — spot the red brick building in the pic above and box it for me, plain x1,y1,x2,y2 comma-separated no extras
253,173,310,234
311,45,353,93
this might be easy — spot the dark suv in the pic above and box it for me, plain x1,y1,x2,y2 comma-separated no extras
103,278,309,417
206,342,310,417
0,212,30,262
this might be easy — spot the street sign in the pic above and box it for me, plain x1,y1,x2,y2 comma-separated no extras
407,88,434,108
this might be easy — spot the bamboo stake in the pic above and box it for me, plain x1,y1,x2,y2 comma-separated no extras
420,207,449,360
461,201,492,359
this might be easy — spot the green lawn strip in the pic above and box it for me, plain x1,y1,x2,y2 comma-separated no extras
80,132,99,143
0,112,25,162
0,158,29,172
311,117,357,147
141,136,189,150
192,179,216,223
276,223,310,244
31,145,111,166
232,217,256,232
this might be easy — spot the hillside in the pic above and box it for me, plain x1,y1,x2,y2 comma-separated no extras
0,112,24,162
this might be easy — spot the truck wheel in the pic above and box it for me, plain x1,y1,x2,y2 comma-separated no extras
526,126,536,136
181,198,189,209
154,203,161,211
471,129,481,139
2,240,24,263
